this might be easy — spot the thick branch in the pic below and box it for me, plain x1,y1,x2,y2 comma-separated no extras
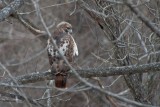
0,62,160,91
0,63,158,107
0,0,24,21
78,62,160,77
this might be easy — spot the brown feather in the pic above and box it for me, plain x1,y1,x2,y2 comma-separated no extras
47,21,78,88
55,73,67,88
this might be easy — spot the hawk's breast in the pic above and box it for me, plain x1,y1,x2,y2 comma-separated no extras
47,34,78,62
47,39,69,57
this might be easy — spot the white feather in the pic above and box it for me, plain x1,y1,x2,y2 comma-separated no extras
57,42,69,56
71,36,78,56
47,37,78,57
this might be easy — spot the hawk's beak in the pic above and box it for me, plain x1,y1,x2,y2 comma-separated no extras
68,29,72,34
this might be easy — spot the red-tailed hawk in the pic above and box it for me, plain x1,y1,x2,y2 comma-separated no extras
47,21,78,88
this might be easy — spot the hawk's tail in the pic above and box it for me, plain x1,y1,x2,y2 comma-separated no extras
55,73,67,88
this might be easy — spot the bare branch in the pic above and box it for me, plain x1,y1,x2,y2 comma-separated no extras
0,91,45,107
1,62,160,92
0,0,47,41
125,0,160,37
13,13,47,37
0,0,24,21
78,62,160,77
0,61,159,107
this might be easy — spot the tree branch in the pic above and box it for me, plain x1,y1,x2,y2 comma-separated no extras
0,0,47,42
125,0,160,37
0,91,45,107
14,14,47,36
1,62,160,91
0,63,159,107
0,0,24,21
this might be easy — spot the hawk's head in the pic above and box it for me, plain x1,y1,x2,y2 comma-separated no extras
56,21,73,34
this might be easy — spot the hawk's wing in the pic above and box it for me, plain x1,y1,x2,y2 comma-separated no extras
70,35,78,56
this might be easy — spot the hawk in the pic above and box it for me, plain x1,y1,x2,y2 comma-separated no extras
47,21,78,88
